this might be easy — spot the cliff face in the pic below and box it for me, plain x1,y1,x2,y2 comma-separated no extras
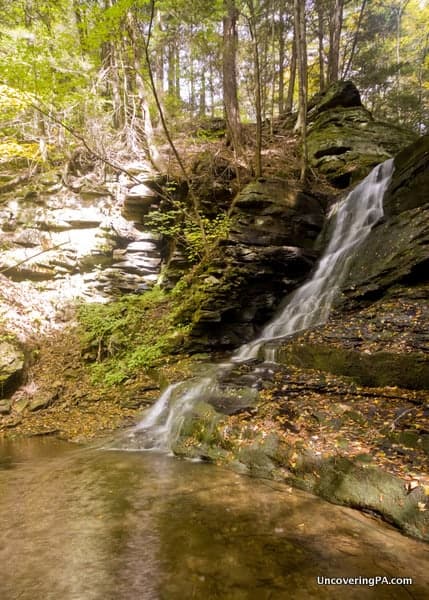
169,132,429,541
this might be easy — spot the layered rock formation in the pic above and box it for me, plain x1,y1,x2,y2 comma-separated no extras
0,166,167,300
172,179,326,349
307,81,416,188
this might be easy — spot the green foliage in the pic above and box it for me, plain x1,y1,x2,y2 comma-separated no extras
78,287,191,386
0,139,41,163
184,213,232,261
145,207,231,262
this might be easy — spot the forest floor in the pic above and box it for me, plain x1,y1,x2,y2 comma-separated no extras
2,327,427,493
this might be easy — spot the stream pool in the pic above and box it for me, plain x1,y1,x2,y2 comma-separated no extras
0,438,428,599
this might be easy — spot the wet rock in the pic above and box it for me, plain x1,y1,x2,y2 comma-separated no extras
298,454,429,541
342,206,429,302
171,178,325,350
275,277,429,390
383,134,429,216
341,135,429,304
278,342,429,390
171,401,227,461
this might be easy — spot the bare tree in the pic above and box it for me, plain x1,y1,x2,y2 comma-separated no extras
223,0,242,154
327,0,344,84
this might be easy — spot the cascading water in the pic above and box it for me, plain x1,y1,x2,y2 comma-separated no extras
123,159,394,452
235,158,394,362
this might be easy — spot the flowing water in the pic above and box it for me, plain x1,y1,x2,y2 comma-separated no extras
1,437,428,600
128,159,394,452
235,158,393,361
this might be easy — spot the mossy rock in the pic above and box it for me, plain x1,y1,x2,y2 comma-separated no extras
307,80,362,119
171,400,228,460
308,108,416,188
277,342,429,390
300,455,429,541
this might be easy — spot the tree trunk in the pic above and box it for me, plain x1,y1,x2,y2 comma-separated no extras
327,0,344,84
342,0,367,79
286,31,297,113
209,59,215,118
199,71,206,117
175,42,181,102
316,0,326,91
167,38,175,97
278,11,285,114
126,12,163,169
154,7,164,97
223,0,242,153
246,0,262,177
293,0,308,181
395,0,410,120
101,40,123,130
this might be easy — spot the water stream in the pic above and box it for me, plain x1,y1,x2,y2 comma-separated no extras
127,159,394,452
1,438,428,599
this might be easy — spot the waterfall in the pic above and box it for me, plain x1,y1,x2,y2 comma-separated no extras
123,159,394,452
235,158,394,362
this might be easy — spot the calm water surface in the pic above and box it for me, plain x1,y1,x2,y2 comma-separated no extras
0,438,428,599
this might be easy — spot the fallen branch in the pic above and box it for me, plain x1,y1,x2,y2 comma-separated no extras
0,241,70,275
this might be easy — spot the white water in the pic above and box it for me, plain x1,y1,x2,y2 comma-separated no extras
127,159,394,451
235,158,394,361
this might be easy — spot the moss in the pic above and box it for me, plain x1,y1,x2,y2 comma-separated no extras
0,140,44,167
77,286,192,386
278,343,429,390
307,106,416,186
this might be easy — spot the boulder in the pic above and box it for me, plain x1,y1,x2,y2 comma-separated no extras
307,80,362,118
0,340,25,398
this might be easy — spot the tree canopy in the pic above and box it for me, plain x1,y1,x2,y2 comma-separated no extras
0,0,427,164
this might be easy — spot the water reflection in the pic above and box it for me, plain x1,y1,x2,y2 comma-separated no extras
0,439,428,599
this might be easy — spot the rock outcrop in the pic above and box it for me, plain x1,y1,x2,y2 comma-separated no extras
307,81,417,188
0,166,168,301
